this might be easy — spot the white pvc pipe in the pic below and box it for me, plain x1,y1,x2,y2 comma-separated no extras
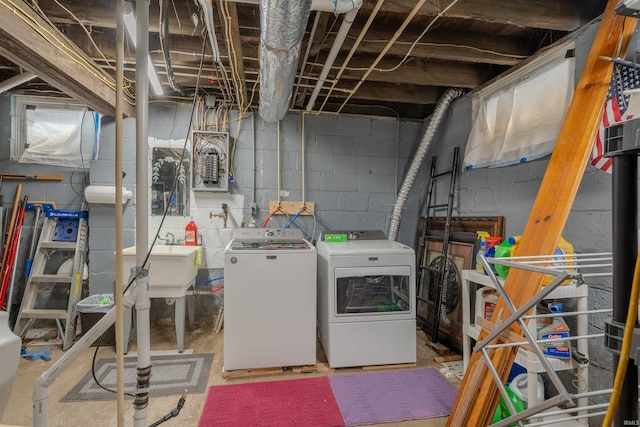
301,113,306,204
277,120,281,204
317,0,385,112
312,0,363,13
115,0,126,423
134,1,151,426
32,291,138,427
32,308,117,427
305,4,361,111
0,72,36,94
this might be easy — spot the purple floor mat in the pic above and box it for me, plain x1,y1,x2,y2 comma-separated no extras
329,368,457,426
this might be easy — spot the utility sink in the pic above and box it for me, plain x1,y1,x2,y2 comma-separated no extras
121,245,201,353
122,245,200,298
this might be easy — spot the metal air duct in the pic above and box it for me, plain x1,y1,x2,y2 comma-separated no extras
259,0,312,122
388,88,464,241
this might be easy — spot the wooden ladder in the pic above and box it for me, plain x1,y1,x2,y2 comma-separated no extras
13,209,88,350
447,1,637,425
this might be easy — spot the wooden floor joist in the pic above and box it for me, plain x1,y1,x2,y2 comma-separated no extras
447,2,637,425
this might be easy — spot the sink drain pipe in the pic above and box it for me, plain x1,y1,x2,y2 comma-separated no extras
388,88,464,242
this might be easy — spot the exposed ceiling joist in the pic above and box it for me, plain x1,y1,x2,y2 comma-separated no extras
378,0,597,31
0,0,606,120
0,0,134,116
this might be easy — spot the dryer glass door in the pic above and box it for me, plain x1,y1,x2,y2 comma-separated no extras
333,266,413,320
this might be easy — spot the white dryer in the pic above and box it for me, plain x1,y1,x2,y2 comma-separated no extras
317,230,416,368
223,228,317,371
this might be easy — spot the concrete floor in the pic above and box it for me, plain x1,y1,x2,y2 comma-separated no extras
1,323,460,427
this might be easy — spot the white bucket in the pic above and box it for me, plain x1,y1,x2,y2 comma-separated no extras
475,288,498,321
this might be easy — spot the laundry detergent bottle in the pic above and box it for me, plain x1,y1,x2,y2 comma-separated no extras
495,236,521,279
538,302,571,359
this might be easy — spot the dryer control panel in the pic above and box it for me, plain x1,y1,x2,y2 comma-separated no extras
320,230,387,242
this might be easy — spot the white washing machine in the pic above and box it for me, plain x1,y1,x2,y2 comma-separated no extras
223,228,317,371
317,230,416,368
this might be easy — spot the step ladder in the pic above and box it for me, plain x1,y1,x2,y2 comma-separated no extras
416,146,459,344
13,209,88,350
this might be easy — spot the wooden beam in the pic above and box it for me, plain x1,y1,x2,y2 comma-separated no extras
378,0,603,31
447,1,636,425
37,0,198,36
242,55,489,89
339,57,494,88
0,1,134,117
341,26,530,66
337,82,444,104
238,16,531,66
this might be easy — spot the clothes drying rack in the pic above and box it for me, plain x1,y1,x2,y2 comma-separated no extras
470,251,613,427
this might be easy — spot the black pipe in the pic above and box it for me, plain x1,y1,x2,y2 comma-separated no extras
611,154,638,426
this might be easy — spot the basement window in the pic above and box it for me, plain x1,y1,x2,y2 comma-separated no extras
464,41,576,170
10,95,99,168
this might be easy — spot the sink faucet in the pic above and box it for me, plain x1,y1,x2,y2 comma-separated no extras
165,232,176,245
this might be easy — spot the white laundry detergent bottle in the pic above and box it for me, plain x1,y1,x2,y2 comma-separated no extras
509,373,545,408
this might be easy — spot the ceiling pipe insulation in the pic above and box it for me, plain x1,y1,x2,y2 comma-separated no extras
226,0,362,121
388,88,464,242
258,0,312,122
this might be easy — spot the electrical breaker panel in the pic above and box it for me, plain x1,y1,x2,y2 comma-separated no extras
192,131,229,192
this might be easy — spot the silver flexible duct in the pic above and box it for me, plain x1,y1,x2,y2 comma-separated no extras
388,88,464,241
259,0,312,122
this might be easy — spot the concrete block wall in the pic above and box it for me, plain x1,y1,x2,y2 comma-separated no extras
228,112,423,244
87,105,423,328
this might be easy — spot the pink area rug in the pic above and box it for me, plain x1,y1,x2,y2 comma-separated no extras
198,376,345,427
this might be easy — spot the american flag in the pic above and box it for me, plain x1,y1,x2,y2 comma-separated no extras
592,63,640,172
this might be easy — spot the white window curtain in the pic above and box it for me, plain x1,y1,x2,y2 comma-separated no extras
464,44,575,170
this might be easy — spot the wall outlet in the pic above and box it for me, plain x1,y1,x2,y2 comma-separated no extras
251,203,258,216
